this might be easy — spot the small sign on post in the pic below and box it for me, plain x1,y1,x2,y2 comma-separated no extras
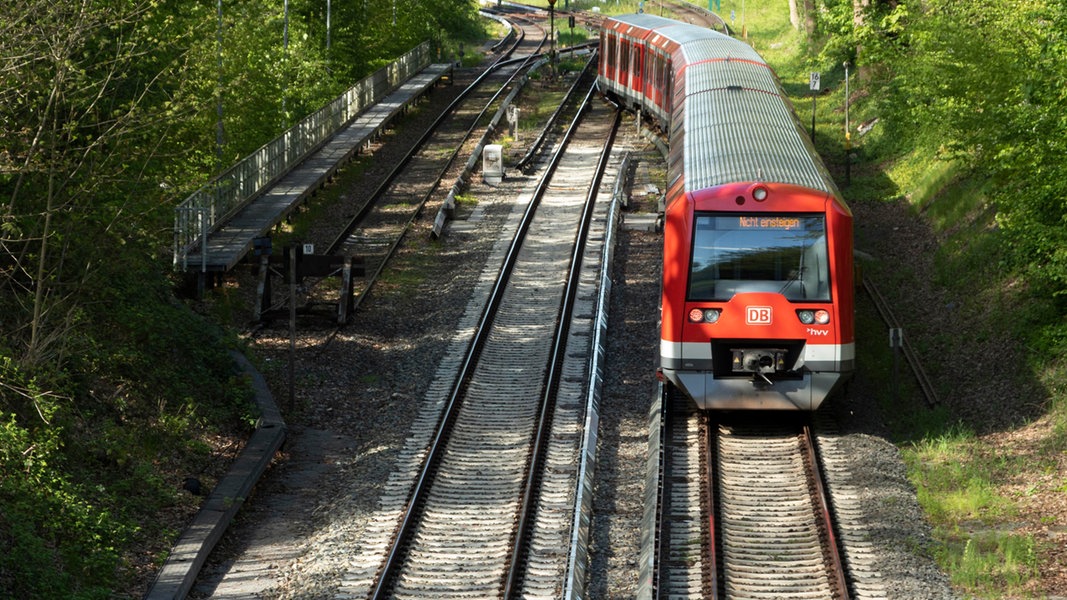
507,104,519,140
890,327,903,401
809,71,820,143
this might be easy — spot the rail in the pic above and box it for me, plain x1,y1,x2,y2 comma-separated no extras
862,277,941,406
173,41,433,269
504,85,617,598
801,424,852,600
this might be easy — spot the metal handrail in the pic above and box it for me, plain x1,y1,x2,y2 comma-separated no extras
174,42,433,269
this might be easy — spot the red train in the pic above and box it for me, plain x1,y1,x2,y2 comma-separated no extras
598,14,854,410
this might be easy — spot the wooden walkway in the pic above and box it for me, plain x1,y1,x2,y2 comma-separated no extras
184,63,453,273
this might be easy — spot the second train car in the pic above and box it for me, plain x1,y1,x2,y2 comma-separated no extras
598,14,854,410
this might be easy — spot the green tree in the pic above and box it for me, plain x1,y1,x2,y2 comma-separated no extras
858,0,1067,309
0,0,485,595
1,0,193,369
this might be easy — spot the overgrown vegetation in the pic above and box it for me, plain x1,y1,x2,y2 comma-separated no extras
737,0,1067,596
0,1,486,597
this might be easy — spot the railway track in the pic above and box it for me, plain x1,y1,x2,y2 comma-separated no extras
178,4,959,599
362,87,620,599
714,419,849,599
862,277,941,406
668,0,730,31
653,388,856,599
318,16,547,307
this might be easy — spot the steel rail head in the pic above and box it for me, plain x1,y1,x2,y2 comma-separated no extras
801,423,853,600
325,17,530,256
649,384,673,600
862,278,940,406
516,52,599,171
703,411,721,600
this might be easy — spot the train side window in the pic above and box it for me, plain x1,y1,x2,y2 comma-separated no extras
648,50,658,103
609,33,617,73
653,50,661,106
603,33,613,75
643,48,649,93
665,57,673,108
656,51,668,107
688,214,831,302
633,42,642,88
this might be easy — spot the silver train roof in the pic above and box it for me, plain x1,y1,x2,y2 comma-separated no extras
609,14,834,194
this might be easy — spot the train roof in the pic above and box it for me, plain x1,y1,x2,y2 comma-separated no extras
605,14,836,195
683,55,832,193
685,85,831,193
606,14,764,62
605,12,684,32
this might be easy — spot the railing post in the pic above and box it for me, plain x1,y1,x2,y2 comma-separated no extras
200,206,208,275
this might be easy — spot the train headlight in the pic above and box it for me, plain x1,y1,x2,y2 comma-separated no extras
688,308,721,323
796,309,831,325
752,186,769,201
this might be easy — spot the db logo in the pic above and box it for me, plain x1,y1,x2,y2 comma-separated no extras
746,306,773,325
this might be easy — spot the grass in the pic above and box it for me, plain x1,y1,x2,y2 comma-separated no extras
905,427,1041,595
938,532,1039,595
516,86,568,130
905,426,1015,524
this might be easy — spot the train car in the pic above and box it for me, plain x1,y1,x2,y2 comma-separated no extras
598,14,854,410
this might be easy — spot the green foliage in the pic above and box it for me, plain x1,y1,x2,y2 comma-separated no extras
934,531,1039,596
1,397,125,599
860,0,1067,305
904,425,1016,524
901,427,1039,596
0,252,255,598
811,0,859,67
2,0,487,594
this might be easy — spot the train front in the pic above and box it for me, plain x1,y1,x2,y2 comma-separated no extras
659,182,854,410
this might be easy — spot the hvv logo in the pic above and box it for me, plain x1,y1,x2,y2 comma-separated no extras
746,306,772,325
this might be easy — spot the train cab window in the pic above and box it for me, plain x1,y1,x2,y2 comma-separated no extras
688,213,830,302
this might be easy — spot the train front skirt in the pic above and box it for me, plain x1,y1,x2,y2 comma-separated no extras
662,368,848,411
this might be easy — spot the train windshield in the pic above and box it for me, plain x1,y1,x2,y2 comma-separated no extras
688,213,830,302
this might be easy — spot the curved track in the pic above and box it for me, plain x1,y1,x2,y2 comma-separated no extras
319,16,547,306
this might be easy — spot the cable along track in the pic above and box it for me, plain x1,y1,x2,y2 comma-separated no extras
369,87,620,600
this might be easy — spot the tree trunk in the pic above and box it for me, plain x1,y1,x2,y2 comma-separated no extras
854,0,872,80
803,0,816,36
